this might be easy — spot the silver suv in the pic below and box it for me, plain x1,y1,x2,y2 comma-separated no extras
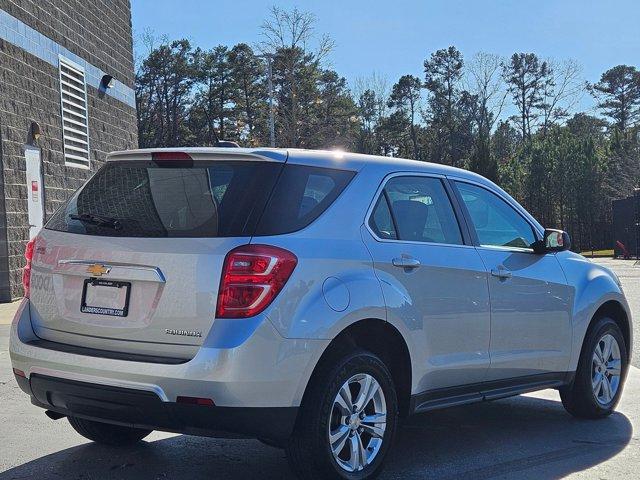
10,148,632,480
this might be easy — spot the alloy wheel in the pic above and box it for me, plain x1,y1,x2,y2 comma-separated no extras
328,373,387,473
592,333,622,405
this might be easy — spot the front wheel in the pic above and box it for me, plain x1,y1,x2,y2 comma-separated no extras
561,317,628,419
286,350,398,480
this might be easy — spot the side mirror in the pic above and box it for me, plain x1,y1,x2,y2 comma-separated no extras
533,229,571,254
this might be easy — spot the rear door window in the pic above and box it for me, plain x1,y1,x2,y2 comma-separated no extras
370,176,463,245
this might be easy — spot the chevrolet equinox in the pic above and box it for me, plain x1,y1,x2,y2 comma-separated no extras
10,148,632,480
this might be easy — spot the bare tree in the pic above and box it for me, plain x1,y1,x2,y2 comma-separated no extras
467,52,508,134
258,6,334,60
353,72,390,124
539,59,583,133
466,52,507,180
258,6,335,147
134,28,169,72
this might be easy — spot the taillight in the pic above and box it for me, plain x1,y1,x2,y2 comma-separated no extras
22,238,36,298
216,244,297,318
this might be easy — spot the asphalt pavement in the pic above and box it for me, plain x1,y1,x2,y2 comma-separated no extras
0,258,638,479
596,258,640,367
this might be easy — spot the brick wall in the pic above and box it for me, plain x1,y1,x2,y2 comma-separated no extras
0,0,135,88
0,1,137,301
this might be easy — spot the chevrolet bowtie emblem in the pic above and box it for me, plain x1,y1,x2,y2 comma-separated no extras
86,264,111,277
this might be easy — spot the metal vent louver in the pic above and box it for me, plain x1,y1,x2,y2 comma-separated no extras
59,57,90,168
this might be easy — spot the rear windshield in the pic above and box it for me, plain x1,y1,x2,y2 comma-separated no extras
46,160,355,238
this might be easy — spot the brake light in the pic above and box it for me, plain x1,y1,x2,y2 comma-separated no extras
22,238,36,298
151,151,192,161
152,151,194,168
216,245,297,318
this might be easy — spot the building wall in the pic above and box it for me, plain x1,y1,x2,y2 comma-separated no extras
0,1,137,301
0,0,135,89
613,195,639,258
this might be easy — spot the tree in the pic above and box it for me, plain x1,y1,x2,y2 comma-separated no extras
308,69,359,149
539,59,583,134
566,113,607,140
590,65,640,131
135,39,197,147
495,120,524,201
376,111,412,157
260,6,333,147
353,73,390,154
131,26,640,253
356,89,378,154
228,43,268,145
388,75,422,159
467,52,507,180
190,45,232,145
502,53,551,141
423,46,472,166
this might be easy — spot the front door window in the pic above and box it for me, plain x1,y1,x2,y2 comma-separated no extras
456,182,536,250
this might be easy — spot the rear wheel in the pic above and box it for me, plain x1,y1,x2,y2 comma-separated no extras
561,317,627,419
68,416,152,446
286,350,398,480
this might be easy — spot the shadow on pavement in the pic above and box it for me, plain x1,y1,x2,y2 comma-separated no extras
0,394,632,480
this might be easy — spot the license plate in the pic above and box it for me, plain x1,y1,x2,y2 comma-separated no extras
81,279,131,317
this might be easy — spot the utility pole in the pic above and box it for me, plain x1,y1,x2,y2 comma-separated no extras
262,53,276,147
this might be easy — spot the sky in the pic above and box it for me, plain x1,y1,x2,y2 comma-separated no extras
131,0,640,115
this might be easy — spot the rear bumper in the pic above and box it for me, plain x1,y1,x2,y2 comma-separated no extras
20,373,297,441
10,299,328,418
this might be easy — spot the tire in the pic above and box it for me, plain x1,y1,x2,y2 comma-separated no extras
286,350,398,480
67,416,152,446
560,317,628,419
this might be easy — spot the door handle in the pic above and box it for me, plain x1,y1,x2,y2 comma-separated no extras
491,266,512,279
392,256,421,269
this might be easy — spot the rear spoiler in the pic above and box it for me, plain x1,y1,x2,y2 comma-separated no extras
106,148,288,163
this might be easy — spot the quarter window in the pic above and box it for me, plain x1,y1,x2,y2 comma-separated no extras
369,195,397,240
370,176,463,245
455,182,536,249
255,165,355,235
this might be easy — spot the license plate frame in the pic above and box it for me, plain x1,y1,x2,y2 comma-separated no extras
80,278,131,317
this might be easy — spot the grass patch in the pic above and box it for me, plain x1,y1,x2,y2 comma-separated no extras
579,249,614,257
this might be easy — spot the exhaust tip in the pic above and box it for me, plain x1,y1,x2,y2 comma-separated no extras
45,410,66,421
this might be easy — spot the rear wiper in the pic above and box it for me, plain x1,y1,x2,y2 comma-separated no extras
69,213,122,230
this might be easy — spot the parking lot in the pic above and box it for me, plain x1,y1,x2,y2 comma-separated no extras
0,258,638,479
597,258,640,367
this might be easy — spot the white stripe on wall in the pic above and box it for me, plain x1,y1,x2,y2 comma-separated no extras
0,8,136,109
